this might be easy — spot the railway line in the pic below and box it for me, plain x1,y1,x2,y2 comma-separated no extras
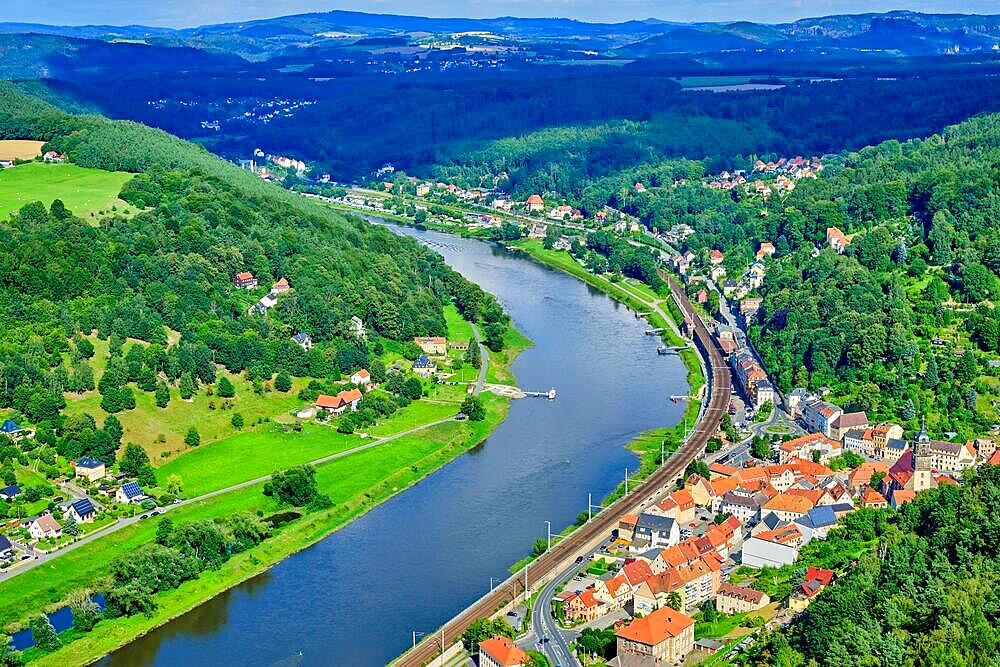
393,274,731,667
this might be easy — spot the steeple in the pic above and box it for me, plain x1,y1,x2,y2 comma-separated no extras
917,417,929,444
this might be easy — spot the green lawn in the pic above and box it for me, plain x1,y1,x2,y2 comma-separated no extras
0,162,133,219
444,303,474,342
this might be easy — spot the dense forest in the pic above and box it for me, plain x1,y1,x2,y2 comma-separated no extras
745,464,1000,667
0,84,506,465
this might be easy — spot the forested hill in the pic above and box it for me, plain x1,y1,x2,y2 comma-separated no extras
0,84,506,459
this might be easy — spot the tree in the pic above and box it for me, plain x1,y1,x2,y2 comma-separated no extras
460,395,486,421
463,339,481,368
403,377,423,401
179,372,195,400
665,591,682,611
0,634,24,667
576,627,616,659
274,371,292,393
68,589,101,632
686,460,710,480
154,380,170,408
63,515,79,536
166,474,183,496
531,538,548,557
924,355,940,389
751,437,771,460
484,322,506,352
462,618,515,651
216,377,235,398
231,413,245,430
120,443,149,477
28,615,60,652
184,427,200,447
263,465,324,507
138,465,157,488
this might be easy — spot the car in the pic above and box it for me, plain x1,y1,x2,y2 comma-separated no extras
541,637,549,643
689,522,698,527
139,514,149,520
575,556,584,563
454,413,468,421
151,510,161,516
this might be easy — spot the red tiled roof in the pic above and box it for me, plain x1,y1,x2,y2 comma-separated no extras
623,559,654,586
315,394,343,410
479,636,529,666
616,606,694,646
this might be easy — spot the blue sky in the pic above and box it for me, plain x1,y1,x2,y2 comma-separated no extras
5,0,998,28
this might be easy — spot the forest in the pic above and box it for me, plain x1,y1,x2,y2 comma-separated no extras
745,464,1000,667
0,83,507,467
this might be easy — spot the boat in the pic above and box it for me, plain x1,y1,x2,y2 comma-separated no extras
657,346,669,355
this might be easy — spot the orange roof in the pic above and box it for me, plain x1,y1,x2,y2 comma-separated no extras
860,487,887,506
785,488,824,506
622,559,654,586
273,277,289,288
616,606,694,646
709,462,739,477
710,476,739,496
891,489,916,506
764,493,814,515
780,432,840,453
605,575,629,597
479,636,529,667
338,388,363,404
354,369,370,379
936,475,959,486
988,450,1000,466
236,271,254,280
414,336,446,345
755,525,802,545
849,461,889,488
315,394,343,410
671,489,694,508
526,194,543,204
620,513,639,527
643,568,684,595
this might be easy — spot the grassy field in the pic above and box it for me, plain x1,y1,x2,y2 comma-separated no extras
0,162,133,219
64,366,309,462
15,396,511,665
444,303,474,342
0,140,44,160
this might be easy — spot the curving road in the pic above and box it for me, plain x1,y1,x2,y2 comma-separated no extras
394,275,732,667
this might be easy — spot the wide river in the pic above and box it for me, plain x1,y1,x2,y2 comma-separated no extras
101,224,688,666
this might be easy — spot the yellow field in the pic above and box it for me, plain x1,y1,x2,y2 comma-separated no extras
0,139,45,160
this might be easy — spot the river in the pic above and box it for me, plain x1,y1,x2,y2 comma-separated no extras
99,224,689,666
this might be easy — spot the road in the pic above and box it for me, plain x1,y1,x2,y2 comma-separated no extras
395,275,731,667
531,556,586,667
0,414,463,584
469,322,488,396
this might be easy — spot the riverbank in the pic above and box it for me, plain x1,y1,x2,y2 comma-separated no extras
24,392,520,666
497,238,708,572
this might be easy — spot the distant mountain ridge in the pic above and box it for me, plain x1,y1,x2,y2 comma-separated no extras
1,9,999,58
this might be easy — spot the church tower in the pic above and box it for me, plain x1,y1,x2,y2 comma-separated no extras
913,417,933,492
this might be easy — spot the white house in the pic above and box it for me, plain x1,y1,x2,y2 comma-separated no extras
65,498,97,524
741,525,802,568
115,482,146,505
29,514,63,540
350,369,371,387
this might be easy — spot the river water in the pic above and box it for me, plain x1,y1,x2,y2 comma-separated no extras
100,225,688,666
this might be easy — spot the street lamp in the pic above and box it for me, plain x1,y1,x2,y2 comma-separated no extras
411,630,426,649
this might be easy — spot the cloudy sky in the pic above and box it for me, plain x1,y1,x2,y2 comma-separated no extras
5,0,998,28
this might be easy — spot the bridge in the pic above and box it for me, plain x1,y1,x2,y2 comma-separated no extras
392,274,732,667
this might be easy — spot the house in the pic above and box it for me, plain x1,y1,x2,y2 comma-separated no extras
74,457,106,482
779,433,841,464
633,513,681,551
291,332,313,350
351,369,371,387
65,498,97,523
709,249,724,265
271,277,290,293
29,514,62,540
594,575,633,610
233,272,258,289
800,400,843,438
741,525,802,568
415,184,431,197
676,556,722,610
0,485,19,501
762,492,815,522
756,242,776,260
525,194,544,212
889,488,916,509
632,569,685,615
791,505,839,543
649,489,695,525
634,182,647,193
826,227,850,253
622,559,656,587
871,422,904,455
859,486,888,509
479,635,529,667
413,337,447,356
716,583,770,615
830,411,868,440
449,340,470,351
248,293,277,315
562,588,606,622
43,151,65,162
843,428,876,458
740,298,763,321
710,265,727,282
0,419,24,439
788,567,835,611
848,461,889,491
115,481,146,505
412,354,437,378
614,606,695,667
315,389,364,416
684,474,714,507
0,535,15,559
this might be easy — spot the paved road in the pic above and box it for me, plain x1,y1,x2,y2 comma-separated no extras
396,275,732,667
469,322,488,396
0,415,461,584
531,556,584,667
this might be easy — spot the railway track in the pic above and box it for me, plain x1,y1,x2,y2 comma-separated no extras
394,275,731,667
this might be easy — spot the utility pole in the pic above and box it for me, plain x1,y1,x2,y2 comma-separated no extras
545,520,552,550
624,467,629,495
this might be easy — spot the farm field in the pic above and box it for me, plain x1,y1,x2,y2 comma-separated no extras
0,139,44,160
0,162,133,219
